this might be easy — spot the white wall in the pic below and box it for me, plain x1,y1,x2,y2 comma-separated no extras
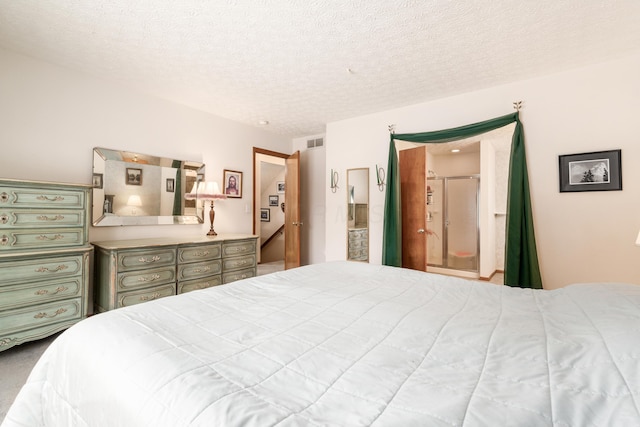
0,48,291,241
326,50,640,289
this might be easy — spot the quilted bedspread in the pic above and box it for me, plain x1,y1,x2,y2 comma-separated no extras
3,262,640,426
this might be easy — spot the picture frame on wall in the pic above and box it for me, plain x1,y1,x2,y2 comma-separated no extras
166,178,175,193
558,149,622,193
92,173,103,189
126,168,142,186
260,208,270,222
277,181,285,193
268,195,278,206
223,169,243,198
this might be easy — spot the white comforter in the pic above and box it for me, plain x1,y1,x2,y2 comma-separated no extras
3,262,640,426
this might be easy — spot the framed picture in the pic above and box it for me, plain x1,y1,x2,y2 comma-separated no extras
92,173,103,189
277,181,285,193
260,208,270,222
559,149,622,192
223,169,243,198
166,178,175,193
126,168,142,186
268,195,279,206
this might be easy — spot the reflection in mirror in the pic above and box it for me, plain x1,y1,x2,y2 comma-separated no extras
347,168,369,262
92,147,205,226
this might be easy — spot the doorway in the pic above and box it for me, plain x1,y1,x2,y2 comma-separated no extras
252,148,301,270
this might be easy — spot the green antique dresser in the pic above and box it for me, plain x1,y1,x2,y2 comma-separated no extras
92,235,257,312
0,178,93,351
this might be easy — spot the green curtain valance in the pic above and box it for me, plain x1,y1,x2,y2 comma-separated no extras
382,112,543,289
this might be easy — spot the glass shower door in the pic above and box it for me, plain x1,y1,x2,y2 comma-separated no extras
446,177,479,271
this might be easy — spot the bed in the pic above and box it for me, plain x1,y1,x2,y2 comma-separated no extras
3,261,640,426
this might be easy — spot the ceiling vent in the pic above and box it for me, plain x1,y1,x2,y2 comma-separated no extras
306,137,324,149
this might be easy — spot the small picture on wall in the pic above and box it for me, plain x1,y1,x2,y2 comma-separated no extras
223,169,243,198
166,178,175,193
559,149,622,192
268,195,278,206
92,173,103,189
277,181,285,193
126,168,142,186
260,208,270,222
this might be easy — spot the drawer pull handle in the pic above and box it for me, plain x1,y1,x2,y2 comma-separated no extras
36,215,65,222
37,234,64,241
0,192,8,203
34,308,67,319
35,264,69,273
36,195,64,202
140,292,161,301
194,250,210,257
0,214,8,224
194,267,211,273
138,274,161,282
35,286,68,296
138,256,161,263
0,337,18,347
1,235,8,245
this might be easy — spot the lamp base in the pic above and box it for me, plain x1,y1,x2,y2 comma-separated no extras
207,201,217,237
207,229,217,236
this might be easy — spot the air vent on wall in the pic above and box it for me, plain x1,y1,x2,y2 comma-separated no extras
306,137,324,149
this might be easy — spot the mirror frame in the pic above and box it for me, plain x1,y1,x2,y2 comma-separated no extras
92,147,205,226
346,167,369,262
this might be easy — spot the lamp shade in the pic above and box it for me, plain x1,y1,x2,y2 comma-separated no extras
126,195,142,207
198,182,227,201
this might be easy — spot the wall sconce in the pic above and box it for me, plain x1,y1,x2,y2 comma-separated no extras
126,194,142,215
186,182,227,236
376,164,386,191
330,169,339,193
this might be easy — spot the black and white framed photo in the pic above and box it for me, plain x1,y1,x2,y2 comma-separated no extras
260,208,270,222
268,195,278,206
166,178,175,192
276,181,285,193
126,168,142,186
92,173,103,189
559,149,622,192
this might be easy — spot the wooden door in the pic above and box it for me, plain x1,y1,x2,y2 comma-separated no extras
399,145,428,271
284,151,301,269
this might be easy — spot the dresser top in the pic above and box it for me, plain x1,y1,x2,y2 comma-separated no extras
91,234,258,250
0,177,91,189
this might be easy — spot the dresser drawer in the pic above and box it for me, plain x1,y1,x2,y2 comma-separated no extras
222,239,256,258
117,247,176,271
177,259,222,282
0,186,86,209
222,254,256,272
0,209,85,229
178,274,222,294
0,298,82,334
0,254,84,285
117,266,176,291
222,267,256,284
0,228,86,251
178,243,221,263
0,277,83,311
117,284,175,308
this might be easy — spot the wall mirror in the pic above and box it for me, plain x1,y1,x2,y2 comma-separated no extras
92,147,205,226
347,168,369,262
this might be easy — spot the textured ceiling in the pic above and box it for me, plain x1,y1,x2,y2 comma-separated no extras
1,1,639,138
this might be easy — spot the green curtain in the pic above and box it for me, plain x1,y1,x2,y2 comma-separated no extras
382,112,543,289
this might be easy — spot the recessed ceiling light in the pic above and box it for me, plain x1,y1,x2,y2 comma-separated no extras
451,149,460,153
258,120,269,125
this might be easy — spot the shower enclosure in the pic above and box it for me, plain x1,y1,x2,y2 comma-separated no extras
426,176,479,274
